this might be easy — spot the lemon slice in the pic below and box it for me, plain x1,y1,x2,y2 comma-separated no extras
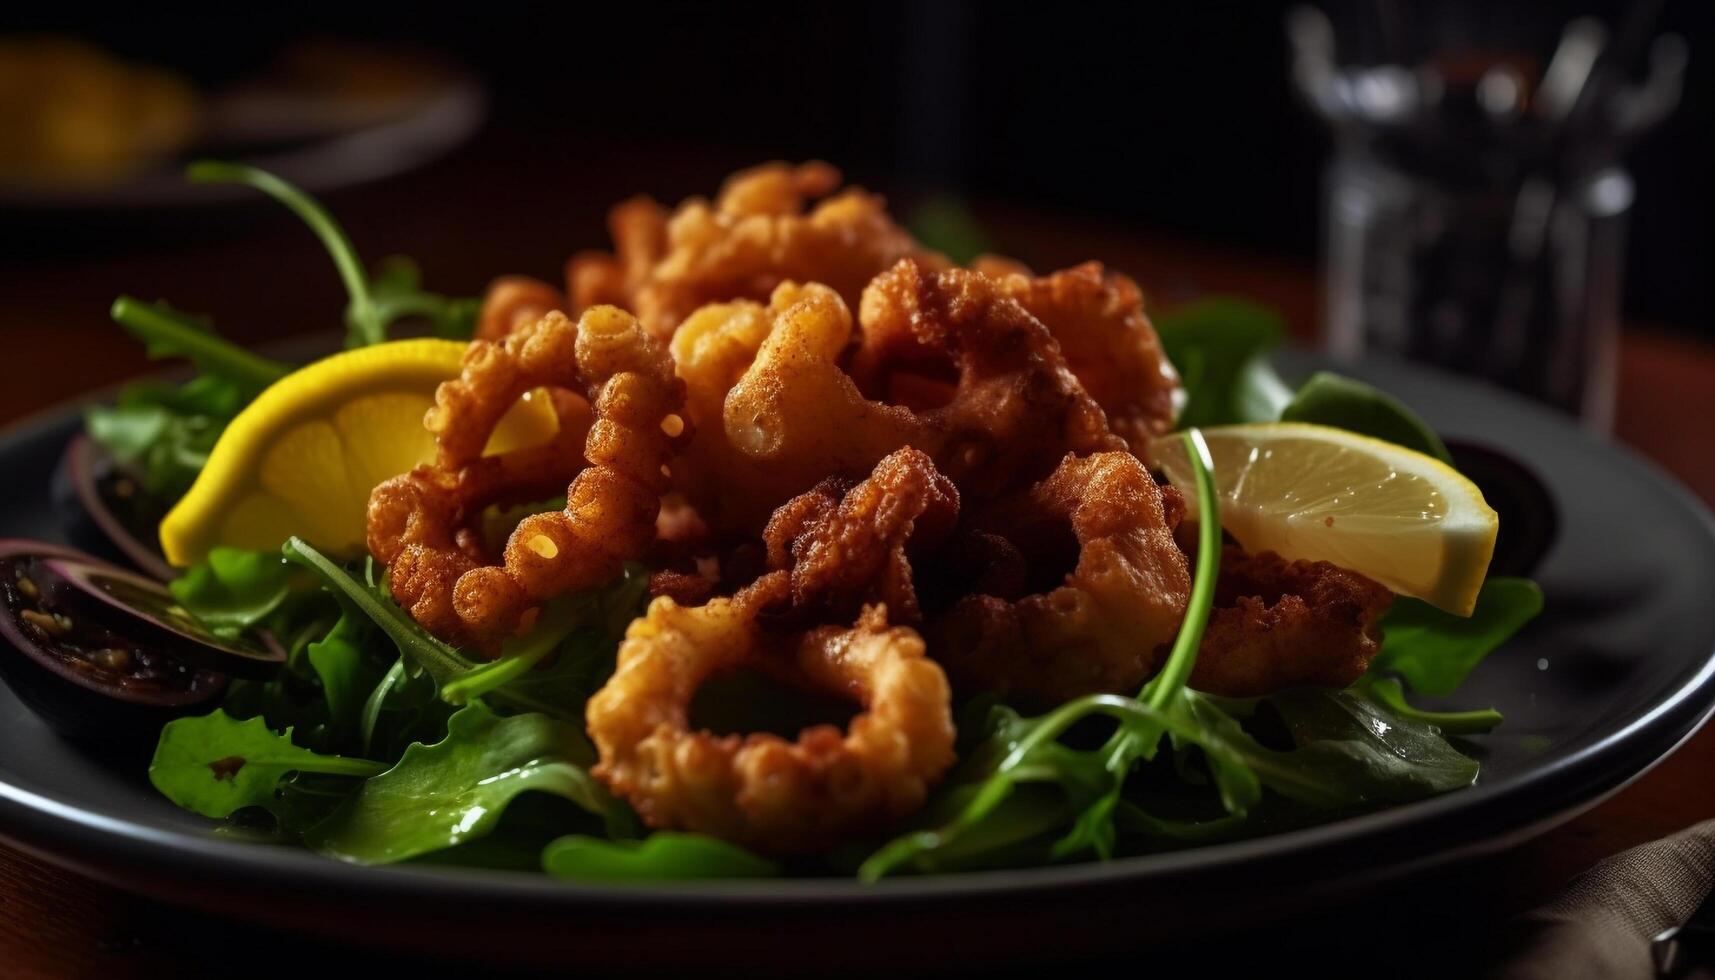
159,339,559,567
1146,422,1497,615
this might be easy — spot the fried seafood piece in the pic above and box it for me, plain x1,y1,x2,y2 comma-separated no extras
668,283,933,533
931,452,1191,707
761,447,959,626
475,274,566,342
567,161,943,339
672,260,1126,534
974,259,1182,452
850,258,1126,487
587,585,956,853
1189,547,1394,697
366,308,687,650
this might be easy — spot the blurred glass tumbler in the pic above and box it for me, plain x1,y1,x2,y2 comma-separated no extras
1289,7,1685,429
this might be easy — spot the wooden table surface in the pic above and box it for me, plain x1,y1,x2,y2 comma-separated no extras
1,136,1713,977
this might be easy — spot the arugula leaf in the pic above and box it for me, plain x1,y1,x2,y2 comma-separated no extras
1154,299,1293,427
307,610,387,741
1259,689,1480,803
86,371,254,502
149,711,384,819
281,537,478,691
303,703,631,863
168,547,298,638
1372,577,1545,697
1280,371,1453,464
543,833,779,881
369,257,480,341
187,162,477,346
108,296,290,392
1358,677,1502,735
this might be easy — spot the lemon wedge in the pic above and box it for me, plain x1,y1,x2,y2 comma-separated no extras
159,339,559,567
1146,422,1497,615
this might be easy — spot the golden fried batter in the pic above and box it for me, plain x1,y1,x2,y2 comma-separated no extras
367,308,686,650
1190,547,1394,697
669,259,1125,535
475,275,565,343
931,452,1191,707
587,584,956,853
567,161,944,339
761,447,958,625
851,258,1128,487
670,283,933,533
979,260,1183,453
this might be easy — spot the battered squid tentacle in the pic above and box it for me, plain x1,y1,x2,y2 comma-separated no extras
475,274,565,342
586,580,956,854
976,258,1184,453
1189,546,1394,697
366,307,687,651
760,447,959,626
567,161,945,339
930,451,1191,708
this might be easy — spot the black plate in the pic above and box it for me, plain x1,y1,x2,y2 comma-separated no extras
1,354,1713,969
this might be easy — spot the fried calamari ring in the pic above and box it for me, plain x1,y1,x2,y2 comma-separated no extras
587,583,956,853
567,161,944,339
366,308,686,650
761,447,958,626
1189,547,1394,697
849,258,1127,487
475,274,565,342
931,451,1190,707
976,259,1183,453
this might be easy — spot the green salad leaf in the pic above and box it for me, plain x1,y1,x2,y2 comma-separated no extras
306,610,387,741
107,297,290,392
304,702,630,864
149,711,384,819
1371,577,1545,697
1280,371,1453,464
1154,299,1293,427
544,833,780,881
86,300,288,500
1251,689,1479,804
169,547,299,639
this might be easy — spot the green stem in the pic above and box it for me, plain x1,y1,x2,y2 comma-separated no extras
1142,427,1222,708
360,657,407,756
110,296,291,389
440,600,584,704
186,161,380,346
281,537,476,689
1362,677,1503,735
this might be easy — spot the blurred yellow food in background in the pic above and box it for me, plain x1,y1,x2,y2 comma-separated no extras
0,37,199,183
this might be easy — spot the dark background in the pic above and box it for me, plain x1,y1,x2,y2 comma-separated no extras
5,0,1710,330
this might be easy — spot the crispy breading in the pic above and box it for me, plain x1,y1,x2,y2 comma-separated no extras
568,161,943,339
761,447,958,626
1189,547,1394,697
978,259,1183,452
931,451,1191,706
367,308,686,650
587,585,955,853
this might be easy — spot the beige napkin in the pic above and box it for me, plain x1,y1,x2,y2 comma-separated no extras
1496,819,1715,979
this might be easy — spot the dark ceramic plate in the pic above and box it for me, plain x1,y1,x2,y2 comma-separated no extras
1,354,1713,969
